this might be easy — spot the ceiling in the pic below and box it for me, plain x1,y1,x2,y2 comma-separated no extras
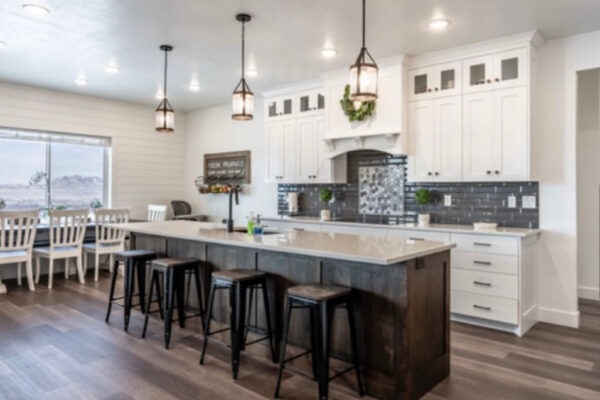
1,0,600,111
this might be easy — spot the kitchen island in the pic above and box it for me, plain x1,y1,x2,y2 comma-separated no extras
115,220,455,400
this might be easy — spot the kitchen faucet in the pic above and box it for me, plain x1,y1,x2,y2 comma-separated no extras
227,184,240,233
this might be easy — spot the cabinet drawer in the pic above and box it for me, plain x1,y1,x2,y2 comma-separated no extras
320,223,388,238
388,229,450,243
451,251,518,275
278,221,320,232
452,268,518,299
451,290,518,324
450,233,518,255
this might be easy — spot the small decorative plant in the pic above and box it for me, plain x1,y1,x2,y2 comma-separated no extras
319,188,333,221
414,188,432,206
414,188,432,226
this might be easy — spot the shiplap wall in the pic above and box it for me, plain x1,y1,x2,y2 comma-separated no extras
0,81,186,219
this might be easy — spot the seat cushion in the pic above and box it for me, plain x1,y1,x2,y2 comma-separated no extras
152,257,199,268
288,284,351,301
83,242,122,252
212,269,266,282
0,250,28,261
34,246,79,255
115,249,156,262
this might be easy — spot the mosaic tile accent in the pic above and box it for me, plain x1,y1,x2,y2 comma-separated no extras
358,165,404,215
277,150,539,228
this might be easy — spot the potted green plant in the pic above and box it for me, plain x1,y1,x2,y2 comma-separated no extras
414,188,432,226
319,188,333,221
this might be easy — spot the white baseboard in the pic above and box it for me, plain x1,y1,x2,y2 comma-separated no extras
538,306,580,328
578,285,600,300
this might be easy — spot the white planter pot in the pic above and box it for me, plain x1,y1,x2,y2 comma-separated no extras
418,213,430,226
320,209,331,221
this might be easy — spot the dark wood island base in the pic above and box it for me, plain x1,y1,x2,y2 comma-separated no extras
134,234,450,400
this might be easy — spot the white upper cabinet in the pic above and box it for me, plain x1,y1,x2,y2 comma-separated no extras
408,61,462,100
265,120,296,183
408,96,462,182
463,87,528,181
297,89,326,116
463,48,527,93
265,94,295,121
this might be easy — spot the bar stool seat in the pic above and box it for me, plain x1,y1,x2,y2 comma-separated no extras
212,269,266,282
288,284,350,301
275,284,364,400
142,257,205,349
106,250,157,331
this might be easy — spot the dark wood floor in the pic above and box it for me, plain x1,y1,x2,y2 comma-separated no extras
0,273,599,400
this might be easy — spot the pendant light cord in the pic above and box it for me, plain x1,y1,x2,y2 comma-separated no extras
241,20,246,81
362,0,366,49
163,49,168,99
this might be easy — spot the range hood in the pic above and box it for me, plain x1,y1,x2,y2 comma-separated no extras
322,57,407,159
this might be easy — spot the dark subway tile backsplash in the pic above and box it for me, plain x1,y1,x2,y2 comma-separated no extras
278,150,539,229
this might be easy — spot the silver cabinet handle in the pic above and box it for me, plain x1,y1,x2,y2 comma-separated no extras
409,237,425,241
473,260,492,265
473,242,491,247
473,304,491,311
293,228,305,231
473,281,492,287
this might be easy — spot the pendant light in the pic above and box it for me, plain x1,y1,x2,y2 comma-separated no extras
232,13,254,121
349,0,378,101
155,44,175,132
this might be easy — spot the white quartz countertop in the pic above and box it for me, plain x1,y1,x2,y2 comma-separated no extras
262,215,541,238
111,220,455,266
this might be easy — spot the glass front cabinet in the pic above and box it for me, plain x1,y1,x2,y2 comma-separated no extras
297,89,325,116
408,61,462,100
265,95,294,121
463,48,527,93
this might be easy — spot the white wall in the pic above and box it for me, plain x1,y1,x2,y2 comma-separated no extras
576,69,600,300
537,30,600,327
183,98,278,225
0,81,187,219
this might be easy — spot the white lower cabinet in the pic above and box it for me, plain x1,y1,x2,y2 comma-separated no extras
320,223,388,237
387,229,450,243
450,232,539,336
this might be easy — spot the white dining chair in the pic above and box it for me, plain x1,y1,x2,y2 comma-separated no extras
34,209,87,289
147,204,167,222
83,208,129,282
0,210,39,293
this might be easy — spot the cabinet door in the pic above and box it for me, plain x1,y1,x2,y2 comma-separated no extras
298,89,326,116
434,96,462,181
408,100,436,181
492,48,527,89
265,123,284,182
435,61,462,97
494,87,528,180
463,92,495,181
408,66,434,100
463,55,493,93
297,117,319,181
281,120,297,181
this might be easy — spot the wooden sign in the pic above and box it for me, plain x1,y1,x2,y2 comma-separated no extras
203,150,251,184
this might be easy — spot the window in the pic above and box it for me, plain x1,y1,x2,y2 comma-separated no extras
0,128,111,213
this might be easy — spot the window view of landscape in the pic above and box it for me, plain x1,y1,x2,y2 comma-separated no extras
0,138,105,212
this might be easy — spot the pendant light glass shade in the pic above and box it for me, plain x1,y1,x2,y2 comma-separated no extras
155,45,175,132
349,0,378,101
232,14,253,121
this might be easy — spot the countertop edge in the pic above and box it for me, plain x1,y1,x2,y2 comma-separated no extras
262,216,541,238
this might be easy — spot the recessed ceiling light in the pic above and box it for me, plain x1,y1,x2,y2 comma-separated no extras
0,41,6,48
245,68,258,78
155,90,164,100
22,4,50,17
105,64,121,73
75,76,88,86
428,18,450,31
188,83,201,92
321,48,337,58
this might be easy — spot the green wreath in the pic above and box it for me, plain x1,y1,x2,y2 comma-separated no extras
339,84,375,122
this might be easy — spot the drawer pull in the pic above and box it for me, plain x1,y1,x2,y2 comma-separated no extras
473,280,492,287
473,242,492,247
473,260,492,265
473,304,491,311
409,237,425,241
293,228,305,231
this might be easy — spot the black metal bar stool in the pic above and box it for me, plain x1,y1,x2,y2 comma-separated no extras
274,284,364,400
199,269,276,379
106,249,157,331
141,257,205,349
